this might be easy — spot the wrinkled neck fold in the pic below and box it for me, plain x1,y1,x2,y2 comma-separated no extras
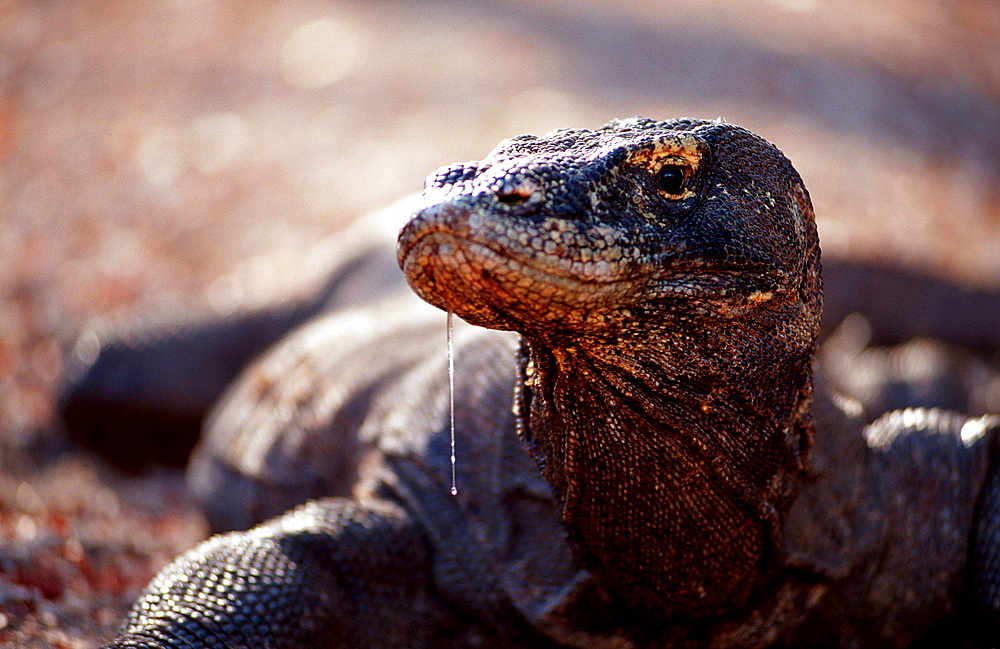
515,316,814,618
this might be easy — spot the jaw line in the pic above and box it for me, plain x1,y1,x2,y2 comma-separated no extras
401,230,656,330
402,228,654,293
399,211,771,327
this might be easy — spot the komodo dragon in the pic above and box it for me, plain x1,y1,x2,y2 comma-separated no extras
72,118,1000,648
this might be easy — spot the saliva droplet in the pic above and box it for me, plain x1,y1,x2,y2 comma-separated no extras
447,310,457,496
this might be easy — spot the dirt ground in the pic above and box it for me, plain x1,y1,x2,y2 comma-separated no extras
1,0,999,646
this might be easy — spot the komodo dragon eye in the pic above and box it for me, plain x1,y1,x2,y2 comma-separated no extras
656,164,689,196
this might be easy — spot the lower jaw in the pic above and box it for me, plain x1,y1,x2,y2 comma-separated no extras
400,232,638,332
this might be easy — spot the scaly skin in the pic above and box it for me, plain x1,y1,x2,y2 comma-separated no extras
398,119,820,619
95,118,998,648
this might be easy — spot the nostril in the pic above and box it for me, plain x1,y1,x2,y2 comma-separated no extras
496,189,532,204
494,178,542,206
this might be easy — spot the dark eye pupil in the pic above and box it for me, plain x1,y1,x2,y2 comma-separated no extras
657,165,687,195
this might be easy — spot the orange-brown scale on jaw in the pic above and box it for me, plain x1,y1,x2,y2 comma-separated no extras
398,206,649,332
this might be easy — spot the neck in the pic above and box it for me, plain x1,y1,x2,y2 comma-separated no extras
515,314,814,618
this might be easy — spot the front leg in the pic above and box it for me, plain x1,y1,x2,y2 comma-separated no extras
103,497,466,649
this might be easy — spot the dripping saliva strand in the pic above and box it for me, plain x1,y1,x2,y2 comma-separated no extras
447,310,457,496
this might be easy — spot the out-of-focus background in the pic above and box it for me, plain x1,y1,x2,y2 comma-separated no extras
1,0,998,645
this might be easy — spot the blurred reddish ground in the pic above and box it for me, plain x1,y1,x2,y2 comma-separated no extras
1,0,999,645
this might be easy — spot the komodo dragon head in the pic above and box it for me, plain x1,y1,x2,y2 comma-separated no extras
397,118,822,619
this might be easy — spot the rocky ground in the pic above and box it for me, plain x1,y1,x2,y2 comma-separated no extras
1,0,999,646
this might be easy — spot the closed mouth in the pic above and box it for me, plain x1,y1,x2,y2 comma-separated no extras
398,224,649,331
